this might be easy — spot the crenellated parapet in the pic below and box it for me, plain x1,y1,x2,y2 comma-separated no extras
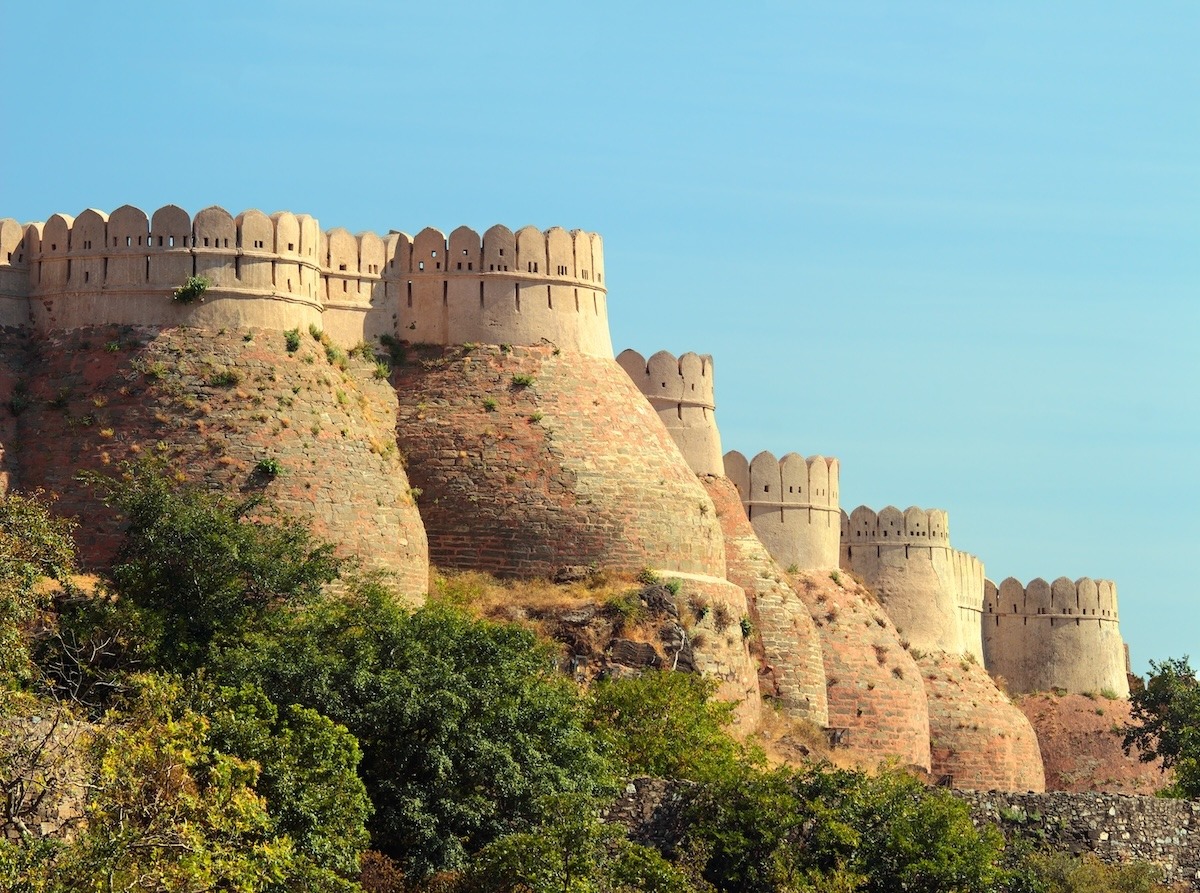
0,207,610,355
840,505,985,656
723,450,841,570
617,349,721,475
982,577,1129,697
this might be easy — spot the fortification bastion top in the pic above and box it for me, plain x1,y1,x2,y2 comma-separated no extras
0,205,611,356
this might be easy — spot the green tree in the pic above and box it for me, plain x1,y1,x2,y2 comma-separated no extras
216,581,613,877
1,675,357,892
192,682,372,877
93,462,341,673
585,670,761,784
0,492,77,685
682,763,1004,893
1123,655,1200,796
469,793,701,893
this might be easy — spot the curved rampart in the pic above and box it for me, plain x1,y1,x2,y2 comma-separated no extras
392,343,727,580
982,577,1129,697
0,208,610,355
723,450,840,570
616,349,722,476
840,505,985,657
11,326,429,594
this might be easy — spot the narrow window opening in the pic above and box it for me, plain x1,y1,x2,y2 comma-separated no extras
418,261,425,271
234,256,241,277
288,242,294,251
574,288,579,311
436,262,441,270
547,285,552,309
515,283,521,312
166,236,172,247
84,270,89,283
339,263,347,271
343,281,347,292
489,264,494,271
499,248,504,256
457,262,462,270
126,236,131,247
431,250,437,258
407,281,412,308
479,281,484,307
462,248,468,255
145,256,150,278
468,262,473,270
203,237,210,247
442,280,448,306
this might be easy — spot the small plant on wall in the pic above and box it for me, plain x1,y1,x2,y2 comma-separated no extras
172,275,211,304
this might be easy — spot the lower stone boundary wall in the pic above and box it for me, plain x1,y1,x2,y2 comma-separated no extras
958,790,1200,890
604,779,1200,890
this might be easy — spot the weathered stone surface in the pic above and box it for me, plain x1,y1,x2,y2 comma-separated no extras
791,569,931,771
918,651,1045,792
12,326,429,595
704,475,828,727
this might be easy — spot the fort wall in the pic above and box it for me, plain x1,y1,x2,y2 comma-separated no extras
0,208,610,356
983,577,1129,697
703,475,829,726
790,569,932,770
616,350,722,476
391,343,727,581
839,505,984,656
723,450,841,570
10,326,429,595
918,651,1046,792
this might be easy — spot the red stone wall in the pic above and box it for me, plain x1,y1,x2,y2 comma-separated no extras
674,574,763,728
790,569,931,770
1018,692,1166,795
919,652,1045,791
703,475,828,727
0,330,29,494
393,344,726,579
11,326,428,595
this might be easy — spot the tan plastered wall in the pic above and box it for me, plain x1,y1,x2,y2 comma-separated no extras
1,209,610,356
616,349,723,476
983,577,1130,697
724,450,841,570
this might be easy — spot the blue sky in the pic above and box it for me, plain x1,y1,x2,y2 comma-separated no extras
2,1,1196,673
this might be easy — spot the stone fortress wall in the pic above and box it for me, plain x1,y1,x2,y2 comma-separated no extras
984,577,1130,698
722,450,842,571
0,206,610,357
1,201,1143,795
616,350,723,476
840,506,984,659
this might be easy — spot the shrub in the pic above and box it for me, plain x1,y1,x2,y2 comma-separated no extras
284,328,301,353
482,397,498,412
510,373,535,388
171,275,210,304
208,369,241,387
585,670,760,784
255,457,282,476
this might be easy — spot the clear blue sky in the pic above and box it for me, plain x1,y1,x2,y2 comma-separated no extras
2,1,1196,674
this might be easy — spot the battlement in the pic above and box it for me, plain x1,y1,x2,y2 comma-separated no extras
841,505,951,545
839,505,985,656
0,206,611,355
723,449,841,569
985,577,1120,622
617,349,721,475
982,577,1129,697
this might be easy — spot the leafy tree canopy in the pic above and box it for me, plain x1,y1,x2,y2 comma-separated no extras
585,669,762,784
1124,655,1200,797
0,492,76,686
91,461,342,673
215,579,614,877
